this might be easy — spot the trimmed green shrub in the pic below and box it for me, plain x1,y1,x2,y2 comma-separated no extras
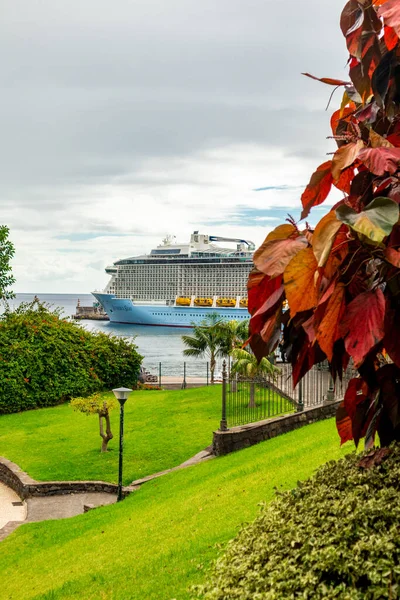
0,300,142,413
195,445,400,599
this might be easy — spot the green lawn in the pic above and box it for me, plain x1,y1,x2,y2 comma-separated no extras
0,387,222,484
0,418,353,600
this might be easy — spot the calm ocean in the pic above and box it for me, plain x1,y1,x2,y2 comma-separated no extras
11,294,211,378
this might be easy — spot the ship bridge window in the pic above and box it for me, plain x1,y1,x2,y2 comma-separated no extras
150,249,181,255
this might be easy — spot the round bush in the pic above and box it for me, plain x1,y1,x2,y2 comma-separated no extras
0,301,142,413
195,445,400,599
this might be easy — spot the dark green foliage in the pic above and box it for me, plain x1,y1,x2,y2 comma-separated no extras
0,300,142,413
195,446,400,599
0,225,15,300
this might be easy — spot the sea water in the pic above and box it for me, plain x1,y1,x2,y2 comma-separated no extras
10,294,212,378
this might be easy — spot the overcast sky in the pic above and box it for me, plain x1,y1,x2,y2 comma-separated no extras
1,0,348,293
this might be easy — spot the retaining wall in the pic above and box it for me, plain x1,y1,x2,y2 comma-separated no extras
0,457,134,499
213,400,341,456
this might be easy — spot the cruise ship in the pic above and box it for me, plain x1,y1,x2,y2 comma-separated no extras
92,231,254,327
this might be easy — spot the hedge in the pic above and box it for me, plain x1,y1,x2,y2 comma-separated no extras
195,445,400,599
0,301,142,413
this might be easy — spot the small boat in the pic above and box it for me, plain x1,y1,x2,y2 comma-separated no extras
176,297,191,306
239,298,248,308
216,297,236,308
194,297,213,307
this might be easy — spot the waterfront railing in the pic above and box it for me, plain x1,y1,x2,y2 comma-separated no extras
220,361,356,429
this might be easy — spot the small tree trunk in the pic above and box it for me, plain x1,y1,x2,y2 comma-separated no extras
99,410,113,452
248,382,256,408
210,352,216,385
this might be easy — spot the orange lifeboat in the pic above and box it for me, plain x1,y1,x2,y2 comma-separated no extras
194,297,213,307
176,297,191,306
239,298,248,308
216,297,236,308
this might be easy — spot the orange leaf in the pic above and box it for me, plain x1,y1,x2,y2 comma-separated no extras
384,24,399,50
284,247,318,316
265,223,297,242
302,72,350,86
330,105,356,136
331,140,364,181
323,229,349,280
385,247,400,267
313,211,343,268
316,283,346,361
253,237,308,279
301,161,333,220
369,129,394,148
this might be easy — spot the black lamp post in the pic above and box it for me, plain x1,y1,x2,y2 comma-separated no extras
112,387,132,502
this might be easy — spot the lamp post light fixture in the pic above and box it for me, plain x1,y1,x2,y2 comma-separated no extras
112,387,132,502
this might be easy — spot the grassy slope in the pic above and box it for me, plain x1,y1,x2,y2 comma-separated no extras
0,387,222,484
0,419,353,600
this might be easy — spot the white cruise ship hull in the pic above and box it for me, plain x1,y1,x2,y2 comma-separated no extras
93,293,249,327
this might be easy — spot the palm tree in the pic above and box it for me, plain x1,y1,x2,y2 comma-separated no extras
217,319,250,387
218,319,249,356
231,347,279,408
181,313,225,384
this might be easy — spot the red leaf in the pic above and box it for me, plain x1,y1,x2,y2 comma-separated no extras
385,246,400,267
343,377,374,447
249,307,282,361
334,166,355,194
248,269,282,308
249,281,284,336
330,105,356,136
344,377,369,420
339,288,386,366
386,132,400,147
384,25,399,51
316,283,346,362
358,147,400,176
336,401,353,445
378,0,400,37
253,237,308,278
340,0,364,58
358,447,392,469
301,161,333,220
302,73,350,86
292,340,318,388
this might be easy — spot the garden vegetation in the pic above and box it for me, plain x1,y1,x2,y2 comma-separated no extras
0,299,142,413
196,445,400,599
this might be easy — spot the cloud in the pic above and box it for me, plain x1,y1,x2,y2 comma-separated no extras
1,0,348,292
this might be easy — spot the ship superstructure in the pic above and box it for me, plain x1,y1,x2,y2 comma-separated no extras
93,232,254,327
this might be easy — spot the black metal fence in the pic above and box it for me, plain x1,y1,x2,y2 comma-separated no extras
141,361,213,388
220,361,357,429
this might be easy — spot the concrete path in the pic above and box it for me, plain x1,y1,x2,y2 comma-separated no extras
0,446,214,541
0,488,117,541
26,491,117,522
131,446,214,486
0,482,26,529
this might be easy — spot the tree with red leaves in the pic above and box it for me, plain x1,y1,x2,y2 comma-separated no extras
248,0,400,449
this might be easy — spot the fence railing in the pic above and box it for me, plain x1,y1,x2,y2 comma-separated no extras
220,361,357,429
141,361,213,388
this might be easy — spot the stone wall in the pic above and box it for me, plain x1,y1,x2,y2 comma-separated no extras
0,457,135,499
213,400,341,456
